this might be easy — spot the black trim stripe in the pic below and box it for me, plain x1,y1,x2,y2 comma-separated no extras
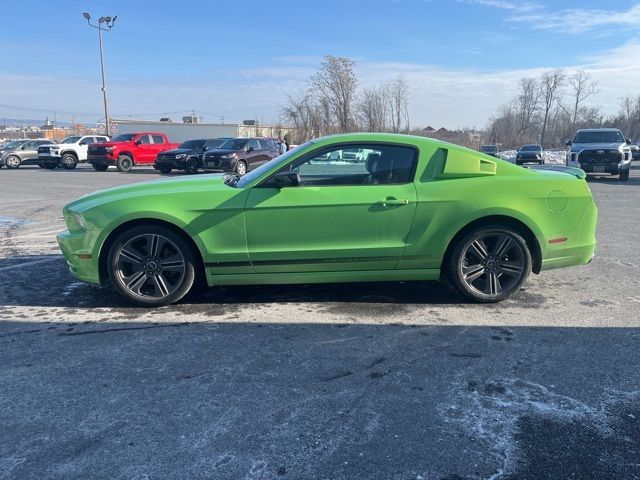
205,256,398,268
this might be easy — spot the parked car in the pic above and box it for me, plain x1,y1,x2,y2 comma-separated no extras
515,144,544,165
0,139,54,168
38,135,110,169
57,132,597,307
0,139,30,160
566,128,632,181
154,138,227,174
202,137,278,175
87,132,179,172
479,145,500,157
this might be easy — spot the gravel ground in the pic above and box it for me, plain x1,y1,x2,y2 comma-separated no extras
1,163,640,480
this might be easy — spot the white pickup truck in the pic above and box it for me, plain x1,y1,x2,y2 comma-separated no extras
38,135,110,169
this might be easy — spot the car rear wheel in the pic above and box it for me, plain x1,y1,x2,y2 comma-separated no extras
92,163,108,172
116,155,133,173
235,160,247,176
619,168,630,181
5,155,20,169
185,157,199,175
62,153,78,169
108,225,196,307
447,226,531,303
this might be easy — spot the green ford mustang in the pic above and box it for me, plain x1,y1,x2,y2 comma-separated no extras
57,133,597,306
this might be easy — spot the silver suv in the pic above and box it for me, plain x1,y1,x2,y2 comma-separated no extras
0,139,54,169
566,128,632,181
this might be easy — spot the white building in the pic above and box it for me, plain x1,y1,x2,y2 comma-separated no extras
109,118,296,143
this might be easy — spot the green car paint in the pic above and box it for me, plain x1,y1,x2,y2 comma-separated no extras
57,133,597,297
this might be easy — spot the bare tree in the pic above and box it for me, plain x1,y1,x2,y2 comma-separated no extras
539,69,566,147
568,70,598,126
383,74,410,133
357,86,387,132
311,55,358,133
515,77,540,142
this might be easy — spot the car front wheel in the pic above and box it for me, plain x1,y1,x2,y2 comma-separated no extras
447,226,531,303
62,153,78,169
235,160,247,175
185,157,199,174
5,155,21,168
116,155,133,173
108,225,196,307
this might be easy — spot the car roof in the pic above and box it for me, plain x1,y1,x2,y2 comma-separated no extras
576,128,621,132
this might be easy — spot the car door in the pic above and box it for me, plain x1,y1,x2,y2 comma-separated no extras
134,135,155,163
244,142,419,273
151,135,169,161
245,139,263,170
77,136,94,159
251,140,272,169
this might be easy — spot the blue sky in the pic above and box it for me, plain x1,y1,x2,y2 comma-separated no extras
2,0,640,128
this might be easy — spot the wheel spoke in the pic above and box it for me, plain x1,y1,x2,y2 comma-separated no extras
484,272,502,295
120,247,143,264
153,274,170,297
463,264,485,283
501,262,524,277
494,236,513,258
124,270,147,295
469,239,489,260
161,255,185,272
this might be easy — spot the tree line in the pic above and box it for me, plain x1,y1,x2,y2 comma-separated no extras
486,69,640,149
282,55,410,143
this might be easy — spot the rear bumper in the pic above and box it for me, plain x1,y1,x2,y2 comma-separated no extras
539,202,598,271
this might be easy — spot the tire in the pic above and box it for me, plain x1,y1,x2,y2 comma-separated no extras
159,167,172,174
184,157,199,175
5,155,21,169
107,225,197,307
61,153,78,169
619,168,630,181
92,163,108,172
116,155,133,173
235,160,247,176
447,225,531,303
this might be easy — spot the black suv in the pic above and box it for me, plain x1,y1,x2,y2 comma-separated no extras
479,145,500,157
515,144,544,165
202,138,279,175
154,138,227,174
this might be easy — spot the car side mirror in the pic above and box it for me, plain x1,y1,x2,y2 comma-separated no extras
626,138,632,145
565,140,572,146
247,146,254,152
264,171,299,188
134,139,141,145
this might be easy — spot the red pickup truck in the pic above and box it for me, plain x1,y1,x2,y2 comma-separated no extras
87,132,179,172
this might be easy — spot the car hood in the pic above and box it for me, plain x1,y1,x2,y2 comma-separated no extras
158,148,197,155
66,174,230,212
570,142,624,152
91,141,131,148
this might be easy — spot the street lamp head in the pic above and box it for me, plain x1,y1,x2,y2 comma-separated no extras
82,12,91,20
98,16,106,23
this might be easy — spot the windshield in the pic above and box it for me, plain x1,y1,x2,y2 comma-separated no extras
480,145,498,152
2,140,27,149
520,145,541,151
178,139,206,149
113,133,136,142
220,139,248,150
60,136,81,144
573,131,624,143
235,141,312,188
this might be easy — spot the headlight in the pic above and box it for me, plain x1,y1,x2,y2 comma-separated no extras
221,154,236,159
68,210,87,231
105,146,114,153
175,154,186,160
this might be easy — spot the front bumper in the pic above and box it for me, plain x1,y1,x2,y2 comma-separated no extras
203,156,235,171
516,156,543,164
38,154,62,166
88,155,116,167
57,229,101,284
155,158,187,170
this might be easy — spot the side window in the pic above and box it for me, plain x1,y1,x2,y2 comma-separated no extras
137,135,151,144
288,144,417,187
96,137,108,143
79,137,93,145
151,135,165,144
23,141,36,149
248,139,259,151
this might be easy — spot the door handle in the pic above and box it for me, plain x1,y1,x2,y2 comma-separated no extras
376,198,409,207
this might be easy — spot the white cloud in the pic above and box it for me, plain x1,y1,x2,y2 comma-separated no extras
2,41,640,130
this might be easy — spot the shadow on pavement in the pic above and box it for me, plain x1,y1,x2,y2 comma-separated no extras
0,319,638,479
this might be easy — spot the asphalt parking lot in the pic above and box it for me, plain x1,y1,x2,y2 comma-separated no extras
1,164,640,480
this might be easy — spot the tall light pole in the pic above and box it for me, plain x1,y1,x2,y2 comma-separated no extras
83,12,117,136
